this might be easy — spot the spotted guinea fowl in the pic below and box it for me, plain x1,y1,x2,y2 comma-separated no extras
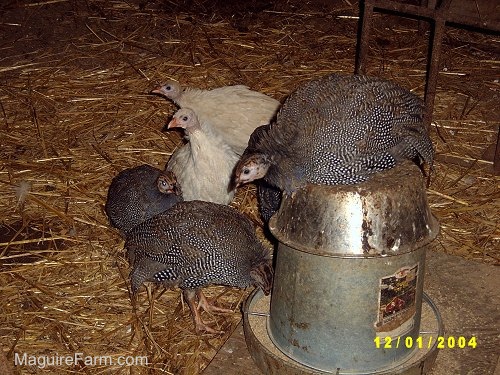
105,165,183,235
233,74,434,194
241,124,282,223
125,200,273,334
166,107,240,204
151,80,280,155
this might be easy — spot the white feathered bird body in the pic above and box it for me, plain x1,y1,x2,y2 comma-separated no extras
153,81,280,155
166,108,240,205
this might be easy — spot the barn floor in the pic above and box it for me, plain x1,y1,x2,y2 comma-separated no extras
0,0,498,374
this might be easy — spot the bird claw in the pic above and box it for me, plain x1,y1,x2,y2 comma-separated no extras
184,289,231,335
197,291,233,314
194,321,224,335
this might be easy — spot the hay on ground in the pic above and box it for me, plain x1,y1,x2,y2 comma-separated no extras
0,0,498,374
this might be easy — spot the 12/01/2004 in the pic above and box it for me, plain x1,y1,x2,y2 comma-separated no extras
374,336,477,349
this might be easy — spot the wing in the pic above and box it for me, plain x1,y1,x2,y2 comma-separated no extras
184,86,280,153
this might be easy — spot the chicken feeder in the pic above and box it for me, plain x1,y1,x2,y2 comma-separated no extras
244,161,442,374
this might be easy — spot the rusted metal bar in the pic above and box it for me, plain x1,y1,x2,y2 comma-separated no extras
494,128,500,174
370,0,440,20
423,14,447,130
355,0,500,174
368,0,500,32
354,0,374,74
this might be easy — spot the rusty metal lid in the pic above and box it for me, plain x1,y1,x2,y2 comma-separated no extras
269,161,439,257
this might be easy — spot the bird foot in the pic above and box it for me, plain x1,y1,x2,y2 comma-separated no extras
183,289,229,335
194,320,224,335
197,291,233,314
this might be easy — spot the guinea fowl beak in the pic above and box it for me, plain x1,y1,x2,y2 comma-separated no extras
167,118,180,129
150,86,167,97
228,176,240,192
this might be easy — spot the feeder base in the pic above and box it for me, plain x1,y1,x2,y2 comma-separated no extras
243,289,443,375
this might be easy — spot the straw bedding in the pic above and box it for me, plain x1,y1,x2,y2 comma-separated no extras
0,0,498,374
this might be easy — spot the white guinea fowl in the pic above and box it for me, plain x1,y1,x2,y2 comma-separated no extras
152,80,280,155
166,108,240,205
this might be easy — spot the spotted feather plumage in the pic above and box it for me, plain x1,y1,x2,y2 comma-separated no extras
234,74,434,194
125,200,273,295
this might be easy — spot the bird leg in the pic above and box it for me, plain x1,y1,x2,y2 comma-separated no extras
196,289,233,314
183,289,228,334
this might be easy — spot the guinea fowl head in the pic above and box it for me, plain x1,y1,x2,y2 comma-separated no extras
157,170,182,196
167,108,200,134
232,153,271,189
151,80,182,101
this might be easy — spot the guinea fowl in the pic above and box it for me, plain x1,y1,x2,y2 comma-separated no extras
242,124,282,223
233,74,434,194
105,165,183,235
125,200,274,334
166,107,240,204
151,80,280,155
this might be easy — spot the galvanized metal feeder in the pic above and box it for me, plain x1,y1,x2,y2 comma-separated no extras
244,161,443,374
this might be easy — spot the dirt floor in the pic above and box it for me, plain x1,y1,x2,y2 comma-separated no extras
0,0,498,374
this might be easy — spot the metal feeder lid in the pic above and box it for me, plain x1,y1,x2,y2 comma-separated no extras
269,161,439,257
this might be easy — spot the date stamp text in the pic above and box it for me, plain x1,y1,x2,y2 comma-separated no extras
374,336,477,349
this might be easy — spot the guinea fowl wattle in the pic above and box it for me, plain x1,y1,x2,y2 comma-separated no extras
125,200,273,334
233,74,434,194
152,80,280,155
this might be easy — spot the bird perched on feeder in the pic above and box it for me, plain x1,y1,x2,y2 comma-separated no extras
233,74,434,195
166,107,240,204
105,165,183,235
151,80,280,155
125,200,274,334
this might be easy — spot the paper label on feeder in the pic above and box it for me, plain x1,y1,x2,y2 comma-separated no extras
375,264,419,337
